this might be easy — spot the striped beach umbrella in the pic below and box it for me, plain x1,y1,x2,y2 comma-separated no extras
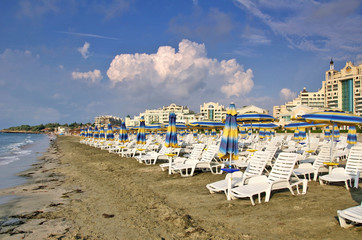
106,123,114,141
240,123,278,129
218,103,239,161
347,126,357,145
239,127,247,139
136,117,146,145
237,113,276,123
265,129,271,140
211,129,217,136
99,125,105,140
193,129,198,137
80,128,85,139
189,121,224,129
93,126,99,140
165,112,178,148
303,110,362,162
298,128,306,141
119,122,129,143
259,129,265,140
293,128,300,141
324,126,331,140
333,124,340,139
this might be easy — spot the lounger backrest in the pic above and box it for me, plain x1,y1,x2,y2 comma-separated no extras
268,152,298,183
189,144,205,159
345,146,362,175
200,145,219,162
244,151,270,177
312,147,335,170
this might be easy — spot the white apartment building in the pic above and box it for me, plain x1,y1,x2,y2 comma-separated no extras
139,103,203,125
200,102,226,121
273,60,362,122
94,115,123,128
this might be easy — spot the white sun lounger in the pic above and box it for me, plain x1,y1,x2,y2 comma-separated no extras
337,203,362,228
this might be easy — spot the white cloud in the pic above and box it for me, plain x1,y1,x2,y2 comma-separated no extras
279,88,296,101
59,64,64,69
107,39,254,99
17,0,59,18
77,42,90,59
72,69,102,84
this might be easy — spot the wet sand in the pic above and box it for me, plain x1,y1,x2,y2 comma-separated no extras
0,136,361,239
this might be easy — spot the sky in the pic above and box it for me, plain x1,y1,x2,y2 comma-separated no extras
0,0,361,129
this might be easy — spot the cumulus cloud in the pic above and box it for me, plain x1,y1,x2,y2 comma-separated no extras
107,39,254,99
279,88,296,101
77,42,90,59
72,69,102,84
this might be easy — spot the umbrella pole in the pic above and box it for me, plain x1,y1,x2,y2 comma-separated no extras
227,154,232,201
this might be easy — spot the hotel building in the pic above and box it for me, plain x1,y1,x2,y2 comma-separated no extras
273,60,362,123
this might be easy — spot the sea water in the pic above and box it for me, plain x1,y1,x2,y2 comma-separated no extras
0,132,50,204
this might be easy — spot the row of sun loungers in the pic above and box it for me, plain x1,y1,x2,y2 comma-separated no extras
80,133,362,228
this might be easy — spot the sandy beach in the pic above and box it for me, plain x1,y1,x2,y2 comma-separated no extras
1,136,362,239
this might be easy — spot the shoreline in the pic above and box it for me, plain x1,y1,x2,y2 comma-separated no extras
0,136,361,239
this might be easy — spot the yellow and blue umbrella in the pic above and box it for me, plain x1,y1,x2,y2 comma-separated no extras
165,112,178,148
293,128,300,141
106,123,114,141
303,110,362,162
189,121,224,129
265,129,271,140
237,113,276,123
99,125,105,140
324,126,331,140
333,124,340,139
93,126,99,139
193,129,198,137
259,128,265,139
240,123,278,129
211,129,217,136
347,126,357,145
119,122,129,143
218,103,239,161
298,128,306,141
136,117,146,145
239,127,247,139
80,128,85,139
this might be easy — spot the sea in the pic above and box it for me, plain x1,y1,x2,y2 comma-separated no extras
0,132,50,204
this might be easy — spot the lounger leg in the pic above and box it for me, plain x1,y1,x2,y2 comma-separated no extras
250,196,256,206
265,190,271,202
345,180,350,190
258,193,261,204
337,211,352,228
302,179,308,194
354,173,359,188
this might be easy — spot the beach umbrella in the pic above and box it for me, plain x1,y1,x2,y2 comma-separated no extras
293,128,300,141
218,103,239,200
240,123,279,129
298,128,306,141
239,127,247,139
165,112,178,174
218,103,239,161
165,112,178,148
119,122,129,143
189,121,224,129
211,129,217,137
265,129,271,140
106,123,114,141
193,129,198,137
80,128,85,139
93,126,99,140
324,126,331,140
333,124,340,139
99,125,105,140
347,126,357,145
303,110,362,163
237,113,276,123
88,127,93,138
136,117,146,145
259,129,265,140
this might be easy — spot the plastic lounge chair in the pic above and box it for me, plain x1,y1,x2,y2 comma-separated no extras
136,146,172,165
337,203,362,228
206,151,271,195
159,143,205,171
171,145,219,177
319,145,362,189
293,147,333,181
230,152,307,205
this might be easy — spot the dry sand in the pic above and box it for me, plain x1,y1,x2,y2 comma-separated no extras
1,136,362,239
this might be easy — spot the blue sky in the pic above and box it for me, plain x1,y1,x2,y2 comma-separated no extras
0,0,361,129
